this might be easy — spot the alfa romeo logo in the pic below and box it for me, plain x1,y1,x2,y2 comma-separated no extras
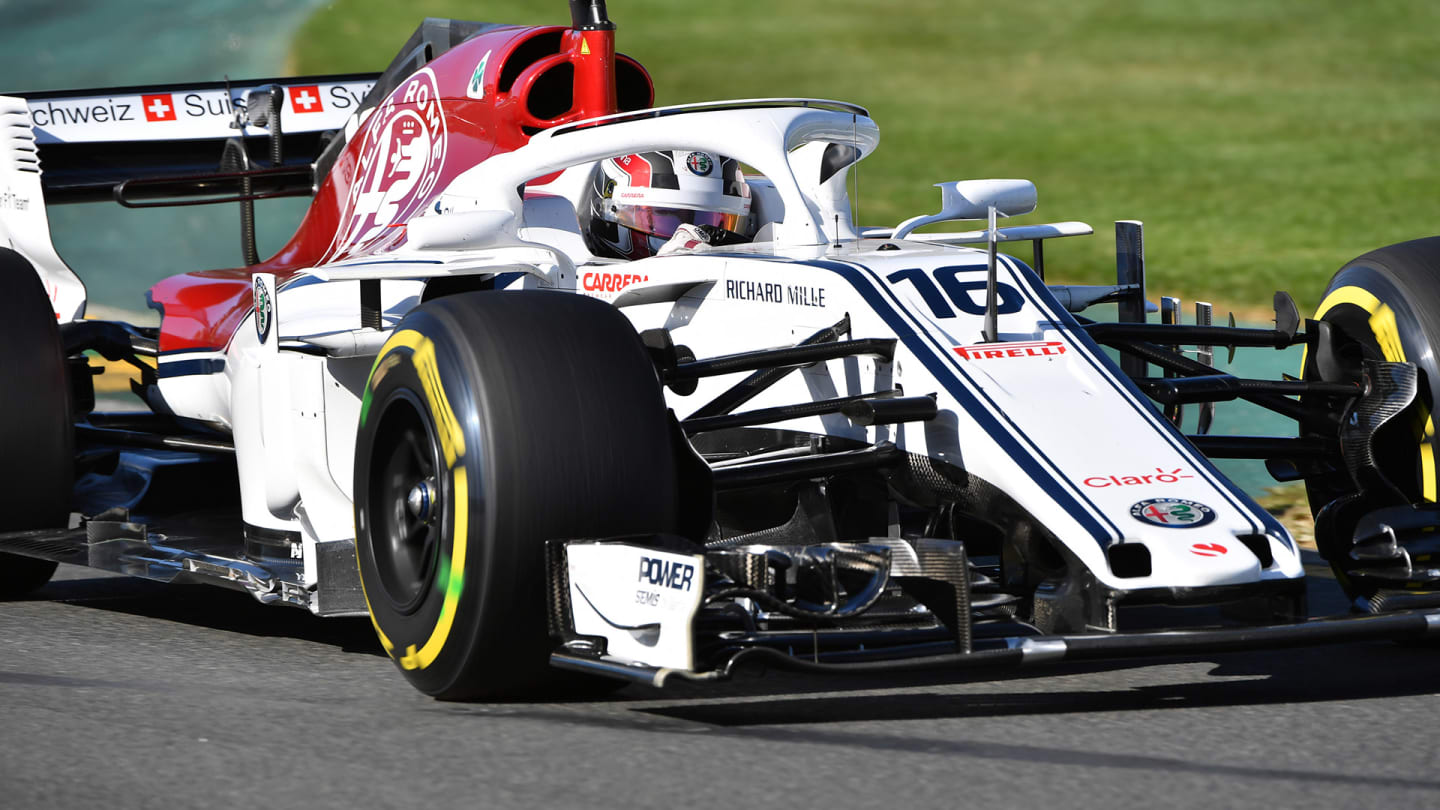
685,151,712,176
1129,498,1215,529
324,68,448,263
253,276,272,343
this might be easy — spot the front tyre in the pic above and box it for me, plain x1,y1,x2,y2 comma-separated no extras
354,291,692,699
1302,237,1440,596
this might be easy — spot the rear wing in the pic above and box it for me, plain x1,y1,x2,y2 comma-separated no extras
11,74,378,203
0,75,375,320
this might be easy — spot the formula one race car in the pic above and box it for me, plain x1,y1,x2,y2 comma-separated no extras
4,1,1440,699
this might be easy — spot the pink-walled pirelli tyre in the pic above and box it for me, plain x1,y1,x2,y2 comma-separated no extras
353,290,689,700
0,248,70,598
1302,236,1440,595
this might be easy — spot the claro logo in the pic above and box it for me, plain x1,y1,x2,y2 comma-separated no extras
1084,468,1195,488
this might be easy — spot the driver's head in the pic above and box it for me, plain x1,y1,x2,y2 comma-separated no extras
584,150,751,260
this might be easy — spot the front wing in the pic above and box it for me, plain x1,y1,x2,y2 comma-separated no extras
545,538,1440,688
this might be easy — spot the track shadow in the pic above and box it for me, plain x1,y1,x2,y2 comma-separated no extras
27,569,385,657
639,640,1436,726
427,642,1440,791
612,703,1440,791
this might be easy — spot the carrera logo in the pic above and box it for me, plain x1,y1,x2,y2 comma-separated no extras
1130,498,1216,529
289,85,323,114
953,340,1065,360
639,556,695,592
325,68,448,262
1190,543,1228,557
1084,468,1196,488
141,93,176,122
582,272,648,293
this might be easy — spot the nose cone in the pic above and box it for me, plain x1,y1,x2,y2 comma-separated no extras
1141,535,1262,587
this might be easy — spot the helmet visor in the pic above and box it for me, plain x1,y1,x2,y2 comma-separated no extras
615,206,745,239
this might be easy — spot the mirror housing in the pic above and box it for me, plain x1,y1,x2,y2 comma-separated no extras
892,179,1037,240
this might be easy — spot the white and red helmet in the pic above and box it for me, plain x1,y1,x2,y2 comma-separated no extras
585,150,751,260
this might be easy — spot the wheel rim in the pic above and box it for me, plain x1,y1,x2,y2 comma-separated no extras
370,394,443,614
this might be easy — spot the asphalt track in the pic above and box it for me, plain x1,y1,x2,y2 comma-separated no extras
3,560,1439,809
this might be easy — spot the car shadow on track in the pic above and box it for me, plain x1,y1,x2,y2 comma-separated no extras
635,689,1440,791
427,646,1440,791
29,568,386,657
31,567,1439,735
637,640,1439,726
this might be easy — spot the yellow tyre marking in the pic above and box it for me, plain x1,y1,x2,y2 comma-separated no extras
400,465,468,671
375,329,467,468
1423,421,1437,502
356,521,395,657
370,610,396,656
1309,284,1437,501
361,328,472,667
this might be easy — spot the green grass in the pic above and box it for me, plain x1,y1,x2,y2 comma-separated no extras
292,0,1440,317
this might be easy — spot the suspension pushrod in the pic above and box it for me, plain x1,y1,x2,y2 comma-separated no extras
687,317,849,420
1136,374,1360,405
683,390,900,434
711,443,905,490
1109,338,1335,430
1086,321,1303,349
669,338,895,381
1187,434,1336,460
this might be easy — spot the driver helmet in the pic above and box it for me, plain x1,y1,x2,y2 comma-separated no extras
585,150,751,260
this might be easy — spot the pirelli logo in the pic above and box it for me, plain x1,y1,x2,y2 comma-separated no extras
952,340,1066,360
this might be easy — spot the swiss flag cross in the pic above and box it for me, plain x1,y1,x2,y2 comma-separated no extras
289,86,323,114
141,93,176,122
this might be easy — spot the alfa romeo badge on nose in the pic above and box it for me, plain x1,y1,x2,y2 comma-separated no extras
1130,498,1215,528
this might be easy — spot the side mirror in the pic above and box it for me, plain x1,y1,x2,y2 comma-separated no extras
892,179,1037,240
407,209,516,250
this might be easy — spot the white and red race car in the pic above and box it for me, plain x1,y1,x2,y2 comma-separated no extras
3,1,1440,699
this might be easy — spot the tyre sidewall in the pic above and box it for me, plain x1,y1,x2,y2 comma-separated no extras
354,306,494,697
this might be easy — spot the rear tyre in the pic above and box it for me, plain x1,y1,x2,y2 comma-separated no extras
1302,237,1440,595
0,249,72,598
354,291,693,699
